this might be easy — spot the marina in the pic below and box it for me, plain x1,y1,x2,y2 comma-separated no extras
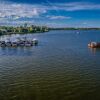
0,37,38,47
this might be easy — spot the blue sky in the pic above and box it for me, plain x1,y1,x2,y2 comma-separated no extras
0,0,100,27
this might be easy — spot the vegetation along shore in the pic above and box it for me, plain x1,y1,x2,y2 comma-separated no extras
0,23,49,35
0,23,100,35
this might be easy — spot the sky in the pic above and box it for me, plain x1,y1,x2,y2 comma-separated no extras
0,0,100,27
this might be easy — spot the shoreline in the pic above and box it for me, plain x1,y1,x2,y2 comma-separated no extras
49,27,100,30
0,24,49,35
0,26,100,36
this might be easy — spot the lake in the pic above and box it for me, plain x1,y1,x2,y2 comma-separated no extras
0,30,100,100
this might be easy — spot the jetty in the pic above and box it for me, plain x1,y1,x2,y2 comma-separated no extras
0,38,38,47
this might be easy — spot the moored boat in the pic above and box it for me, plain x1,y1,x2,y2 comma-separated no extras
25,43,33,47
32,39,38,45
12,42,18,47
5,42,12,47
0,41,6,47
88,42,100,48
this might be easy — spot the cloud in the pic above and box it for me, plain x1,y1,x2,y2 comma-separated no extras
0,2,47,20
0,1,100,20
0,1,100,26
0,2,100,20
56,2,100,11
41,2,100,11
47,15,71,20
83,22,87,25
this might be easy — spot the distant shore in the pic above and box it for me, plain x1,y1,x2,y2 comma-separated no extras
0,24,49,35
0,24,100,36
49,27,100,30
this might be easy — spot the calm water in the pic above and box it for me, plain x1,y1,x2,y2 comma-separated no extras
0,30,100,100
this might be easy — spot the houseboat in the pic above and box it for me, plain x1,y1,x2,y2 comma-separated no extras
88,42,100,48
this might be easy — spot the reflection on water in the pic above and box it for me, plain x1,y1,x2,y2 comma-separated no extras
88,47,100,55
0,47,35,56
0,30,100,100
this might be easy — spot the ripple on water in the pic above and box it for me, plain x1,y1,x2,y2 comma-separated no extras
0,30,100,100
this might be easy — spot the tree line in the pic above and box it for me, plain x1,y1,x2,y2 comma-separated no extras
0,24,49,35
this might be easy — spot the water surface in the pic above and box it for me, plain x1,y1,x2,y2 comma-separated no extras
0,30,100,100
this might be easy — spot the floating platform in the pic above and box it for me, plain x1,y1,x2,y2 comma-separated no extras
88,42,100,48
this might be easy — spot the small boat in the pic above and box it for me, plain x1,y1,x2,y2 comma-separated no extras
12,42,18,47
0,43,6,47
32,39,38,45
88,42,100,48
5,42,12,47
76,31,80,34
25,43,33,47
19,43,25,46
0,41,6,47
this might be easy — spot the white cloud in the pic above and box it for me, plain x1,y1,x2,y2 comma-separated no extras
83,22,87,25
0,1,100,25
56,2,100,11
45,2,100,11
47,15,71,20
0,2,47,20
0,1,100,20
